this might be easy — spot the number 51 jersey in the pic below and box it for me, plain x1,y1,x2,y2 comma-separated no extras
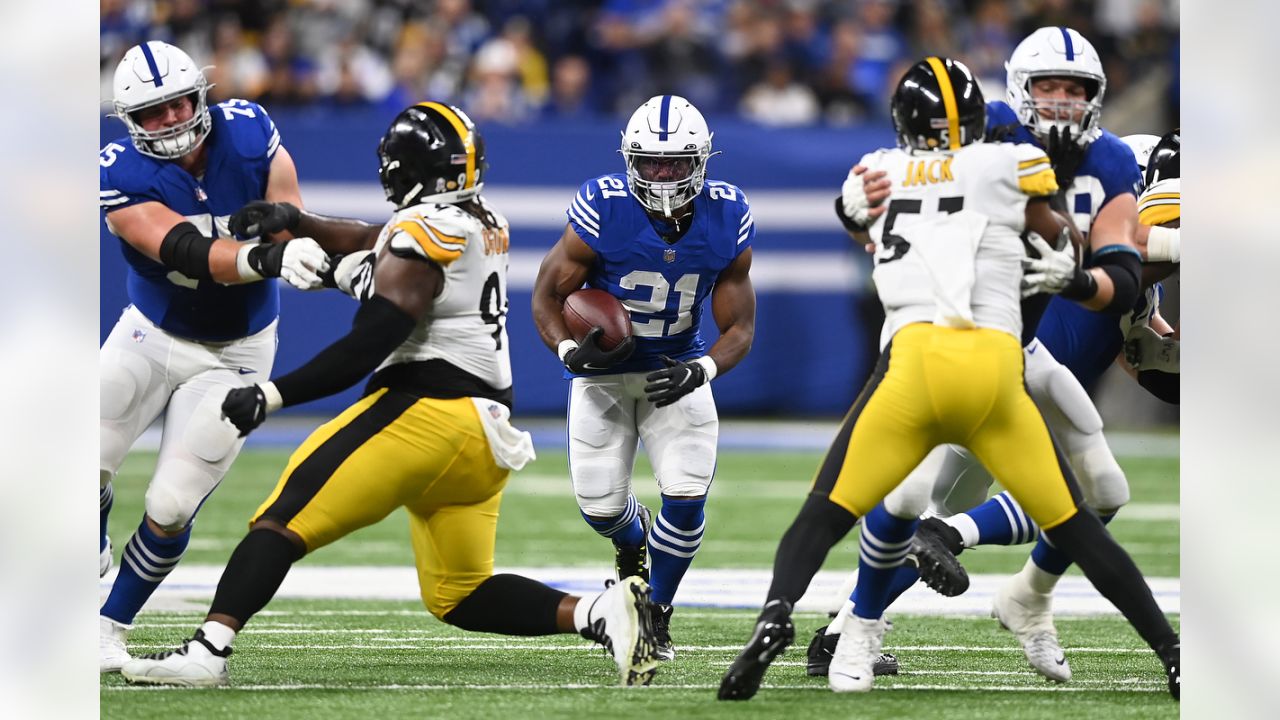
856,142,1058,348
566,172,754,376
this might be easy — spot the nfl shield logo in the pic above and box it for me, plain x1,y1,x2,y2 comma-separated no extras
195,187,208,202
663,248,676,263
131,328,146,343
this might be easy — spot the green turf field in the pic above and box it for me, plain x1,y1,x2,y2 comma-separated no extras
101,446,1179,717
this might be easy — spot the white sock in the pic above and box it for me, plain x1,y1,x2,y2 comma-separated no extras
827,599,856,634
1019,557,1062,595
944,513,980,548
199,620,237,651
572,593,601,632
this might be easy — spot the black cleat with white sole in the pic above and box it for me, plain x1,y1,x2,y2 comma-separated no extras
805,625,899,677
906,517,970,597
718,599,795,701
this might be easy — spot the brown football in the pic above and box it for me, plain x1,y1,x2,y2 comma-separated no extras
563,288,632,350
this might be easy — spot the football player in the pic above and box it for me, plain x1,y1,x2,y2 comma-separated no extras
530,95,757,661
120,103,663,688
717,57,1179,700
99,41,332,673
813,28,1172,684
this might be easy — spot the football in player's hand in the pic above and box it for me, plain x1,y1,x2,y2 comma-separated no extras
563,289,631,350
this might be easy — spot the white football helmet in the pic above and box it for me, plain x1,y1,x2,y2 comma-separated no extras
112,41,212,159
1006,27,1106,146
1120,134,1161,175
620,95,715,216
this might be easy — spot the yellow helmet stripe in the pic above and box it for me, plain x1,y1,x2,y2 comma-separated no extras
925,57,960,151
416,101,475,190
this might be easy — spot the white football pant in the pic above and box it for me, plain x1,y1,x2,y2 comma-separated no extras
567,372,718,516
100,305,276,531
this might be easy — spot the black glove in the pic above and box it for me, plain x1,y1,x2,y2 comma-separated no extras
563,327,636,374
1045,125,1086,189
222,385,268,436
644,355,708,408
985,122,1021,142
230,201,301,239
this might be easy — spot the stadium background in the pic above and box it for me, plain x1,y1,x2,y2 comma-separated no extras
99,0,1181,421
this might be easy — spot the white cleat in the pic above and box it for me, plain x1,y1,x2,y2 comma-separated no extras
828,615,888,693
99,616,132,673
121,629,232,687
100,538,113,578
991,576,1071,683
581,577,662,686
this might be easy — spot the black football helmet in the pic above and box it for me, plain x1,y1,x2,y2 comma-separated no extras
891,57,986,152
377,102,487,208
1145,128,1179,186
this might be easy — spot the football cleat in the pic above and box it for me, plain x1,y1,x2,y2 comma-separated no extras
805,625,898,677
1160,642,1180,701
718,599,794,701
906,517,970,597
829,616,889,693
991,575,1071,683
120,629,232,687
652,602,676,661
614,504,652,583
99,616,132,673
100,537,113,579
580,577,661,686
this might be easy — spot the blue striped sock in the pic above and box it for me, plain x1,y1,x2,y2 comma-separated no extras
100,482,114,553
1031,510,1116,575
581,494,646,548
967,492,1040,546
100,516,189,624
852,505,918,619
648,496,705,605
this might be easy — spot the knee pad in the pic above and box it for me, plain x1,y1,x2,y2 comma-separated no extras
884,447,947,517
183,389,244,464
144,463,214,531
655,437,716,498
932,446,995,517
100,349,152,421
1027,354,1104,437
571,457,632,517
100,468,114,490
1073,443,1130,510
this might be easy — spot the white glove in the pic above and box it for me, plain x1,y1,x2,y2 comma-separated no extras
1021,229,1079,298
1124,324,1179,372
841,167,873,228
279,237,330,290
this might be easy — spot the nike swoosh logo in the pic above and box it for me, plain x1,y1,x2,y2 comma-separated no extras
581,363,610,371
585,187,595,201
1054,656,1066,665
1027,344,1038,354
237,367,256,375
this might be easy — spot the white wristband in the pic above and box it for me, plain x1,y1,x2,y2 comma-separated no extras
1145,226,1180,263
694,355,718,382
557,339,580,363
260,381,284,413
235,244,263,282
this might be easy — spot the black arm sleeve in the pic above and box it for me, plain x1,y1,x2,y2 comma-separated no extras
833,196,868,234
1137,370,1179,404
158,222,216,280
272,295,417,408
1093,247,1143,314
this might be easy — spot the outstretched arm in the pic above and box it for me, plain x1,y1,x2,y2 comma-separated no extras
704,248,756,376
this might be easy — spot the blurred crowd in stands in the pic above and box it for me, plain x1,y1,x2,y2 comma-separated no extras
101,0,1179,127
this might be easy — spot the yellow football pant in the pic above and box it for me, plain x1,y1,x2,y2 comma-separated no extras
252,389,508,618
814,323,1081,530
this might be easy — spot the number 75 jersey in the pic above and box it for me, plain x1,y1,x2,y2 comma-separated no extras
857,142,1058,348
566,172,754,375
373,198,512,392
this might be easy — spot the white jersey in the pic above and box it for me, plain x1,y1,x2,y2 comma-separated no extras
858,142,1058,348
372,197,512,391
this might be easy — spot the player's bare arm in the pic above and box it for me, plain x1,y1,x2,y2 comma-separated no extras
704,247,756,375
106,201,260,284
531,224,598,350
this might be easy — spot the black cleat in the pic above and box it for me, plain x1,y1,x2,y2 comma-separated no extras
1161,642,1180,701
652,603,675,661
615,504,652,583
718,599,795,701
806,625,899,677
906,517,970,597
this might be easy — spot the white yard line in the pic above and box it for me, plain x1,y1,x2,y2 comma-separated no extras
104,681,1163,693
110,566,1179,616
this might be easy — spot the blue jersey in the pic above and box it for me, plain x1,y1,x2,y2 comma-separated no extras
100,99,282,342
566,173,753,375
987,101,1145,386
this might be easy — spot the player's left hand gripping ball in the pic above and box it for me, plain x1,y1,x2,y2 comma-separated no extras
222,385,270,436
644,355,708,408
